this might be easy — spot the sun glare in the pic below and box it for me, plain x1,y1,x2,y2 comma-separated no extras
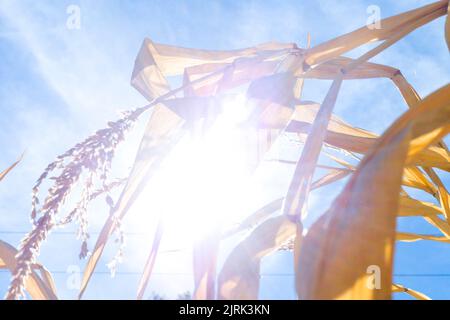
134,93,260,246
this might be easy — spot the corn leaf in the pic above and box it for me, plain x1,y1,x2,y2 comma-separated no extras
0,154,23,182
304,1,448,66
302,57,398,80
0,240,57,300
136,219,164,300
403,167,437,195
397,232,450,243
296,126,411,299
446,2,450,51
423,168,450,221
283,77,343,221
296,83,450,299
193,229,221,300
399,195,444,217
392,284,431,300
218,216,296,299
132,38,295,101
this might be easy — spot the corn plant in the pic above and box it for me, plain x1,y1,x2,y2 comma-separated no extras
4,0,450,300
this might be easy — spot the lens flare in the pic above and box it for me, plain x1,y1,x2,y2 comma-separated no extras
131,94,259,246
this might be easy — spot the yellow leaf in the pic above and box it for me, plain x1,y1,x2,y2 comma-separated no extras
0,240,57,300
423,168,450,221
131,38,295,101
304,1,448,66
398,195,444,217
403,167,437,195
296,126,411,300
218,216,296,299
193,229,220,300
136,219,164,300
446,2,450,51
392,284,431,300
404,85,450,157
296,83,450,299
311,168,352,190
397,232,450,243
302,56,398,80
0,154,23,182
391,72,422,109
424,214,450,239
283,77,343,221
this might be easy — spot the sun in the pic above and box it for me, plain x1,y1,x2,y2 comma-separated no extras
130,93,261,248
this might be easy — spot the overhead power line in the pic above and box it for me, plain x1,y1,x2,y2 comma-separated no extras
1,270,450,278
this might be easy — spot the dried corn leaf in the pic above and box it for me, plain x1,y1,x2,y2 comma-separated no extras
136,219,164,300
335,84,450,167
408,144,450,171
341,7,446,76
296,126,411,300
399,195,444,217
325,154,436,195
183,62,229,97
0,154,23,182
294,129,449,171
0,240,57,300
325,151,437,196
311,168,352,190
297,83,450,299
304,1,448,66
392,70,450,219
34,264,58,297
287,102,378,154
289,101,375,140
397,232,450,243
403,167,437,195
302,57,398,80
446,2,450,50
392,284,431,300
283,77,343,221
288,101,450,171
218,216,296,299
323,152,357,170
132,38,295,101
193,229,220,300
423,168,450,221
424,214,450,238
290,101,448,195
401,85,450,159
392,72,422,109
184,58,282,97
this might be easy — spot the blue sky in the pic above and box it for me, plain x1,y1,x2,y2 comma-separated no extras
0,0,449,300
